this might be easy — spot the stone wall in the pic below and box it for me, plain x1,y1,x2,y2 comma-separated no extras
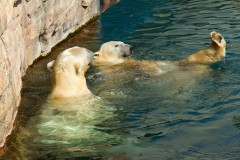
0,0,100,148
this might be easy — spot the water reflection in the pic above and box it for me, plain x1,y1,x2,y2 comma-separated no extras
101,0,120,13
22,97,121,159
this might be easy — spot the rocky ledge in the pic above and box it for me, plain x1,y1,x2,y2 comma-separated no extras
0,0,99,148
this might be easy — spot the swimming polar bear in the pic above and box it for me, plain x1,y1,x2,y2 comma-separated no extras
92,31,226,75
93,41,133,66
47,46,94,99
15,47,122,158
90,32,226,100
42,46,118,139
92,41,167,77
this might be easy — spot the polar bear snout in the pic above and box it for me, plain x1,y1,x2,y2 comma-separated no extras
130,45,134,53
85,48,94,65
123,45,133,57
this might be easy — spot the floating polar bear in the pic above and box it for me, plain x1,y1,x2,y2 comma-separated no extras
93,41,133,65
92,31,226,74
47,46,94,99
21,47,121,152
93,41,166,77
90,31,226,100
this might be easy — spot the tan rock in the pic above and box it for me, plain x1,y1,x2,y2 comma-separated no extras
0,0,100,148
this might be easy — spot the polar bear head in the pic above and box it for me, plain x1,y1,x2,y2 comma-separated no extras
93,41,133,65
47,47,94,99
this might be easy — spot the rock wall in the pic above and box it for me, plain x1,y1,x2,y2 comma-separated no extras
0,0,100,148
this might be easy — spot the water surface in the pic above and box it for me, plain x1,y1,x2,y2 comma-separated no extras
2,0,240,159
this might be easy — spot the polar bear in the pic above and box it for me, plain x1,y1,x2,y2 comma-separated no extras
186,31,226,64
47,46,94,99
93,31,226,72
92,41,166,76
90,32,226,99
93,41,133,66
22,47,120,152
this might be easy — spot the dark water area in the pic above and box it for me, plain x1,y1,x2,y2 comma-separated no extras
2,0,240,159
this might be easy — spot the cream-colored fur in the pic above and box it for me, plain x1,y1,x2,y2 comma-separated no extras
90,32,226,100
186,31,226,64
47,46,94,99
93,41,133,66
81,0,93,7
15,47,119,158
93,32,226,76
93,41,164,75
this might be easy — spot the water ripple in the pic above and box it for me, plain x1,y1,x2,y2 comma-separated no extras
4,0,240,159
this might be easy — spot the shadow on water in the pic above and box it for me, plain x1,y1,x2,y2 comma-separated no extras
2,0,240,159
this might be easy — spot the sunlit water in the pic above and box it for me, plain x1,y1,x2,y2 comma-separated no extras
2,0,240,159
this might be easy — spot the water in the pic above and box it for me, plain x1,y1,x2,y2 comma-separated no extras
2,0,240,159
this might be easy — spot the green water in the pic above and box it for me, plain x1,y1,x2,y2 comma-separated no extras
2,0,240,159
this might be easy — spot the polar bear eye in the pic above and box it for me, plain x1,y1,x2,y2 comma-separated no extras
115,44,119,47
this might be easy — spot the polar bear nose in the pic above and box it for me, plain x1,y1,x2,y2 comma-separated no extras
88,62,93,67
130,46,133,51
130,46,133,54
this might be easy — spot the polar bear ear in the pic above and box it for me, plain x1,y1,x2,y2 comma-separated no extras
47,60,55,72
82,0,92,8
94,52,100,59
